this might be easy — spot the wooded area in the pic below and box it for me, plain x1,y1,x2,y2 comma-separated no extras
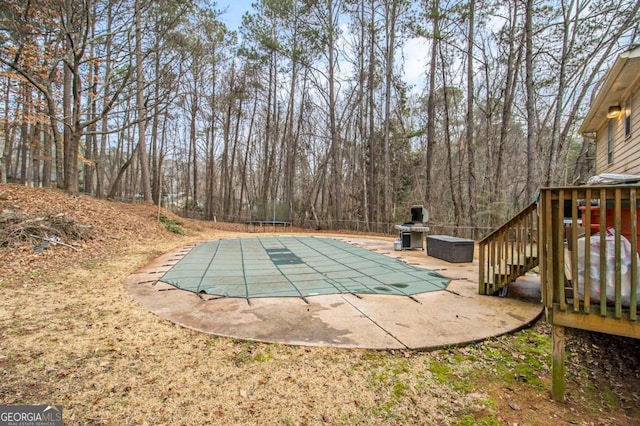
1,0,638,235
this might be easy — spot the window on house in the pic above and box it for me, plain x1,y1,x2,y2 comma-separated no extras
625,96,632,139
608,118,614,164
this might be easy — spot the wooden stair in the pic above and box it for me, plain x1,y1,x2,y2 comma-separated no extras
479,202,539,295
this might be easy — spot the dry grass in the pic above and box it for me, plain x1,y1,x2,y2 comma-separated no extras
0,184,639,425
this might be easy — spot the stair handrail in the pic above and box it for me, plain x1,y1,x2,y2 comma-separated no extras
479,201,538,244
479,200,539,295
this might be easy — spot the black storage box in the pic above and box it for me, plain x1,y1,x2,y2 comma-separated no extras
427,235,474,263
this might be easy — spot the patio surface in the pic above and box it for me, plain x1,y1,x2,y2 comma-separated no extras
125,236,543,350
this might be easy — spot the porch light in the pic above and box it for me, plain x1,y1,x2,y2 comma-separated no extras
607,105,621,118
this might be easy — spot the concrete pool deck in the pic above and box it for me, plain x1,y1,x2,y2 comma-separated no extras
125,236,543,350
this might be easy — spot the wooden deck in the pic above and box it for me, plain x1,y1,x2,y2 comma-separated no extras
539,185,640,400
479,186,640,400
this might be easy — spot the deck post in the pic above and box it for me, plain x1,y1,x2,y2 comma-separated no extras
552,324,566,401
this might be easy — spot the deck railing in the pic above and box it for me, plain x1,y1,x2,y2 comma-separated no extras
539,185,640,400
478,201,539,295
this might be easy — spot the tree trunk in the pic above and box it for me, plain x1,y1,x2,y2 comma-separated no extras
0,78,9,184
425,0,439,210
189,85,199,209
366,0,377,229
262,50,278,205
66,55,83,195
62,33,72,190
327,0,342,223
239,86,259,218
494,2,523,199
107,152,136,199
42,127,51,188
32,95,42,187
525,0,535,201
284,60,297,220
135,1,152,202
41,80,63,189
150,46,162,205
206,42,218,220
96,1,113,198
440,51,460,227
84,1,98,194
382,0,398,225
466,0,477,231
20,83,30,185
221,96,232,216
227,87,242,218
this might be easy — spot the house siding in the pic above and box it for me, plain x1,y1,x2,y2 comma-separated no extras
596,85,640,174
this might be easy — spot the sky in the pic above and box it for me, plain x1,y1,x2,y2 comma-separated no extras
215,0,428,92
217,0,254,31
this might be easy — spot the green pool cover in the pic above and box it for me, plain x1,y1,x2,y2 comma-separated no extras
160,236,450,300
